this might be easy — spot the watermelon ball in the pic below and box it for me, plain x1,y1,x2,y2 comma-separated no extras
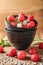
28,48,37,55
28,15,34,21
30,54,40,62
0,46,4,53
7,48,17,57
38,42,43,49
17,50,26,60
27,21,35,28
18,13,25,21
11,22,17,27
7,15,15,22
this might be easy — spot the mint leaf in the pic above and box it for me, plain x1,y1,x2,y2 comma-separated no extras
4,42,11,46
0,43,1,45
1,39,5,46
0,39,5,46
0,39,11,47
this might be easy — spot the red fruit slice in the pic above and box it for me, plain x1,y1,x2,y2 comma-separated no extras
0,46,4,53
29,48,37,55
30,54,40,62
7,15,15,22
18,13,25,21
7,49,17,57
17,50,26,60
28,15,34,21
27,21,35,28
38,42,43,49
11,22,17,27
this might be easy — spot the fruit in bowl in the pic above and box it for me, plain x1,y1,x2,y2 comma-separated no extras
5,13,38,50
5,13,37,30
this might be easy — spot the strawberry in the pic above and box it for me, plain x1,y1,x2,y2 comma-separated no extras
17,50,26,60
11,22,17,27
7,49,17,57
27,21,35,28
7,15,15,22
18,13,25,21
28,15,34,21
30,54,40,62
38,42,43,49
29,48,37,55
0,46,4,53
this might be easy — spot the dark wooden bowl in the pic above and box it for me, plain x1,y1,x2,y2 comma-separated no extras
6,27,37,50
5,15,38,50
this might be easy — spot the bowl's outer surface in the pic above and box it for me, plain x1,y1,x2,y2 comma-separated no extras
6,28,36,50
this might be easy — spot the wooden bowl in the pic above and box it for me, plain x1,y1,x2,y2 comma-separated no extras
5,15,38,50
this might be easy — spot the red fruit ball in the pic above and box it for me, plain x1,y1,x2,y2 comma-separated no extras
38,42,43,49
7,49,17,57
22,24,27,28
0,46,4,53
17,50,26,60
11,22,17,27
7,15,15,22
27,21,35,28
30,54,40,62
28,15,34,21
29,48,37,55
18,13,25,21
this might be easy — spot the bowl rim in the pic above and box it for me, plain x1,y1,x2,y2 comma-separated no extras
5,27,37,32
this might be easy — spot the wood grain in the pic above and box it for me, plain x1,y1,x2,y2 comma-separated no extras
0,0,43,39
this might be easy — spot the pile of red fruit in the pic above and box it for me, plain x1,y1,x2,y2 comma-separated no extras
7,13,36,29
0,42,43,62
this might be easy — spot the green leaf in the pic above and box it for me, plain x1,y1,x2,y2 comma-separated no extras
0,43,1,45
4,42,11,46
0,39,5,47
1,39,5,46
33,38,43,45
0,39,11,47
34,38,43,41
2,39,4,42
34,38,41,41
